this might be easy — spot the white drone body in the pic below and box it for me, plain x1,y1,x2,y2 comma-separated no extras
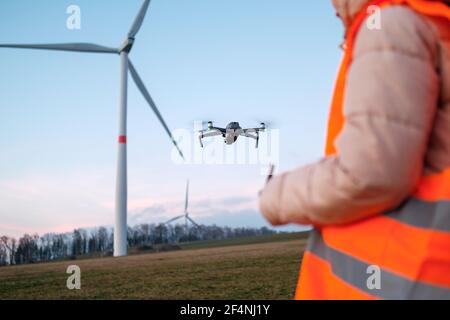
199,122,266,148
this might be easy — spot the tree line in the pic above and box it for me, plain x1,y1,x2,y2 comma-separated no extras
0,224,275,266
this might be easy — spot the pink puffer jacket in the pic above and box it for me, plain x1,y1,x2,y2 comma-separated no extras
259,0,450,226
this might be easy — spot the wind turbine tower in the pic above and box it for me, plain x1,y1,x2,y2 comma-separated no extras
0,0,184,256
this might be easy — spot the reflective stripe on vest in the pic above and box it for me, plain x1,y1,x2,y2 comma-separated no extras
296,0,450,300
388,198,450,232
307,229,450,300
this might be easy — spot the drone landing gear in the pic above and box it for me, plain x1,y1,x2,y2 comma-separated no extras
199,134,204,148
255,132,259,148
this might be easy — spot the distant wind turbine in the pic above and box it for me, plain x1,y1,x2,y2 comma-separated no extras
0,0,184,257
165,180,200,235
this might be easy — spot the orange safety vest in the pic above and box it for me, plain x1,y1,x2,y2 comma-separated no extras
296,0,450,300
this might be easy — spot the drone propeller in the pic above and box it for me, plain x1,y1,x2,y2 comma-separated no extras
250,118,279,129
189,120,217,132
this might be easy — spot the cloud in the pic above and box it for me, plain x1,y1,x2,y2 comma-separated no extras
0,170,297,237
195,208,267,228
220,196,253,206
0,170,114,237
129,194,258,226
129,205,170,225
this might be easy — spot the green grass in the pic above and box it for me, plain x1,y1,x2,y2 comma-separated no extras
0,232,309,300
180,231,310,250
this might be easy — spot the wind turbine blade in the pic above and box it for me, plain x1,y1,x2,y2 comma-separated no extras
184,180,189,213
128,59,185,160
0,43,118,54
128,0,151,38
165,215,184,225
187,216,200,228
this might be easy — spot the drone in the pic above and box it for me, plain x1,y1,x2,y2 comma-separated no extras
198,121,266,148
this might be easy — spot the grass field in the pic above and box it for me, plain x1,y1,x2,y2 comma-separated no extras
0,232,308,300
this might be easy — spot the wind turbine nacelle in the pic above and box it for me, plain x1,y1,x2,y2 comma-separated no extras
119,38,135,53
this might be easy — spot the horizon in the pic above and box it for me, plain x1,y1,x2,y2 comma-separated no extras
0,0,342,238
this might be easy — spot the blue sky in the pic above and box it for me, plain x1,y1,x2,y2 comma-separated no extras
0,0,343,237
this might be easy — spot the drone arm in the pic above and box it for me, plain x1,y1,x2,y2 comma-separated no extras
244,126,265,134
201,130,222,138
240,132,257,140
241,131,260,148
198,130,221,148
211,127,226,134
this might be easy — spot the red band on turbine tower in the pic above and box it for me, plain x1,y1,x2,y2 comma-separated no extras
118,135,127,144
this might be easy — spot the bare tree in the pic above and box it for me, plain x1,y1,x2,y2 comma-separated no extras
1,236,17,265
1,223,277,267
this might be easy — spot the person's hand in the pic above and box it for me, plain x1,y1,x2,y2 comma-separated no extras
259,172,314,226
259,174,286,226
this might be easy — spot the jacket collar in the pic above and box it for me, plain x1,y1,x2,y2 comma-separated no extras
332,0,373,29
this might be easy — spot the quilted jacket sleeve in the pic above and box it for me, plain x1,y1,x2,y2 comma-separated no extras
259,6,440,226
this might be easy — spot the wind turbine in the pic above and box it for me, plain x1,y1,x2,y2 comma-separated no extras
165,180,200,236
0,0,184,257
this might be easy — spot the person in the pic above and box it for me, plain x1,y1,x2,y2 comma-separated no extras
259,0,450,299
